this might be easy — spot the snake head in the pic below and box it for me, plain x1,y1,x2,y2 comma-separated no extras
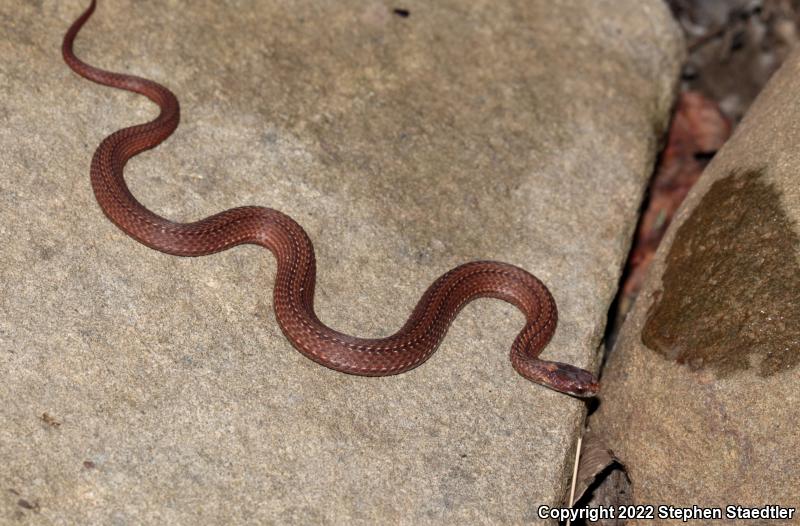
537,361,600,398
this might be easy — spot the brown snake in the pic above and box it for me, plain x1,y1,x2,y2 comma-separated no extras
62,1,599,397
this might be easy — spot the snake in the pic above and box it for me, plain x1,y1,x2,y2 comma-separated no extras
62,0,599,398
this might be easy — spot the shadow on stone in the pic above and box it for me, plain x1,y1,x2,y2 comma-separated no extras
642,168,800,378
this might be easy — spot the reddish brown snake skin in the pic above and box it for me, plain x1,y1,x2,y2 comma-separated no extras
63,1,599,397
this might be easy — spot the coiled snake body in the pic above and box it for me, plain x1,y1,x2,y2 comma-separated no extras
63,1,599,397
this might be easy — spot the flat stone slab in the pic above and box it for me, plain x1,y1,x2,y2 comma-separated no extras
593,50,800,515
1,1,681,523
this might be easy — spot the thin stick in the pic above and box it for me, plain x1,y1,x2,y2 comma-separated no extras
566,436,582,526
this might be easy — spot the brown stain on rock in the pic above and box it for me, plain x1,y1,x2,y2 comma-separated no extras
642,169,800,377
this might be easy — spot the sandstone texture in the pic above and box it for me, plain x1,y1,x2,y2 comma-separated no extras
593,50,800,522
1,1,682,523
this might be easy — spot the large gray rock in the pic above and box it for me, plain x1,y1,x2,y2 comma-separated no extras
593,50,800,519
1,1,682,523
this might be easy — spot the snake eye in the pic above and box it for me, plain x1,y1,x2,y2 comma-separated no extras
570,381,600,398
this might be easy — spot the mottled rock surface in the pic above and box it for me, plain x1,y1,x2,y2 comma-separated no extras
593,50,800,521
1,1,682,523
